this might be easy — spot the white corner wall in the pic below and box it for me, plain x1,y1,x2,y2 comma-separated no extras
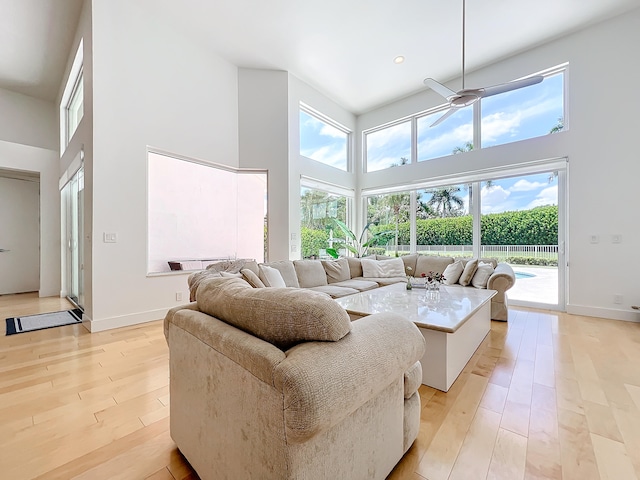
357,8,640,322
88,0,239,331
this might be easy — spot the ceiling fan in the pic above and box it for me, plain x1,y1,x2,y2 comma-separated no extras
423,0,543,127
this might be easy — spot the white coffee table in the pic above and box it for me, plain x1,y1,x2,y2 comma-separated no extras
334,283,496,392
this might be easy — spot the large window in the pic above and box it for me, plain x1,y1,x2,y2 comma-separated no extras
416,184,473,258
365,120,411,172
363,65,566,172
481,72,564,148
299,106,349,171
147,151,267,273
300,186,348,259
417,107,473,162
366,191,411,256
60,40,84,153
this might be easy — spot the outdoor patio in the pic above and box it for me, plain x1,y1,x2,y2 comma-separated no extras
507,264,558,306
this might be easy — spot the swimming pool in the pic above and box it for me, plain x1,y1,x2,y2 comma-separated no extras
515,271,536,279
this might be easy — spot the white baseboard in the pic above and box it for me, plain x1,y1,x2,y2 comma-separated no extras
86,308,169,332
566,303,640,323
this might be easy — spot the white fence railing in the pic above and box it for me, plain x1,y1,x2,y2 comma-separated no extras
390,245,559,260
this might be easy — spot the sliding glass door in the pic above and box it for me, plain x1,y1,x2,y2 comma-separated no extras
62,167,84,308
479,170,564,309
361,164,566,310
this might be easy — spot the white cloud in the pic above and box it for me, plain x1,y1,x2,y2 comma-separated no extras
301,144,347,169
319,124,346,139
525,185,557,209
417,123,473,156
481,184,511,214
482,97,559,143
510,179,547,192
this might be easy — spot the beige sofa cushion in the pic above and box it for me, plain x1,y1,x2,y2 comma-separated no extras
258,265,287,287
241,268,265,288
471,262,495,289
401,254,419,276
442,260,464,285
197,277,351,349
415,255,454,276
263,260,300,288
346,257,363,278
294,260,328,288
361,257,405,278
308,285,359,298
459,259,479,286
321,258,351,284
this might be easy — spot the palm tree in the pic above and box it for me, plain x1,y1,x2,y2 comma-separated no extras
549,117,564,133
426,186,464,218
379,193,411,256
452,143,474,210
452,142,473,155
390,156,410,167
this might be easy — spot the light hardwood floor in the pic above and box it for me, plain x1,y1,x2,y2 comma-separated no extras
2,293,640,480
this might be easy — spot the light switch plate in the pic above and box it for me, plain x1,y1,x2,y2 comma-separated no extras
103,232,117,243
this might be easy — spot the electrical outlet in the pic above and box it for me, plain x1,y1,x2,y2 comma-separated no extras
291,244,297,252
614,294,623,304
589,235,599,244
176,292,183,301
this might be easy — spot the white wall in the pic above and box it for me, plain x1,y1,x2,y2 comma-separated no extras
0,88,57,151
238,69,290,260
0,86,60,298
87,0,239,331
356,9,640,322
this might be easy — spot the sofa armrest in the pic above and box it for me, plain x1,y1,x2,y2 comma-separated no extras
166,307,286,384
164,302,199,341
487,262,516,293
272,313,425,443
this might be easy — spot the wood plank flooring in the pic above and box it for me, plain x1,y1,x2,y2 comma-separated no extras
2,293,640,480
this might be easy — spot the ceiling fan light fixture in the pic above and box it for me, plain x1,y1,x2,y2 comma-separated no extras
423,0,544,127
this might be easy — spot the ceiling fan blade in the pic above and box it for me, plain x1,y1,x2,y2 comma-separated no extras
477,75,544,98
423,78,457,101
430,108,457,127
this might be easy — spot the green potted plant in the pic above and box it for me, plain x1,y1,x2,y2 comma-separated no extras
326,219,392,259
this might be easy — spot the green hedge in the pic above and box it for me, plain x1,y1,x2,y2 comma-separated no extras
506,256,558,266
371,205,558,246
300,227,329,258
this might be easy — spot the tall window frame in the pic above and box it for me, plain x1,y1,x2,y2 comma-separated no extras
300,177,354,259
60,39,84,154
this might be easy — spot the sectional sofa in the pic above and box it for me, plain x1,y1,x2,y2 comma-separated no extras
188,254,516,321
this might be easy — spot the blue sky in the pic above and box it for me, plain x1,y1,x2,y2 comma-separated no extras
300,73,563,212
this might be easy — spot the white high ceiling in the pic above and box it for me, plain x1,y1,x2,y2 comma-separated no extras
1,0,639,113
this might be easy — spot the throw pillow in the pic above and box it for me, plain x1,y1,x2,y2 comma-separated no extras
220,271,243,278
361,257,405,278
197,277,351,349
241,268,265,288
258,265,287,288
293,260,329,288
442,260,464,285
458,259,479,286
471,262,495,289
321,258,351,284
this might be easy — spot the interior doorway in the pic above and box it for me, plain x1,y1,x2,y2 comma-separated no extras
0,172,40,295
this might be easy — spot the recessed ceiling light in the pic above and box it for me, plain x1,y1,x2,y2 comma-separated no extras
394,56,405,64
